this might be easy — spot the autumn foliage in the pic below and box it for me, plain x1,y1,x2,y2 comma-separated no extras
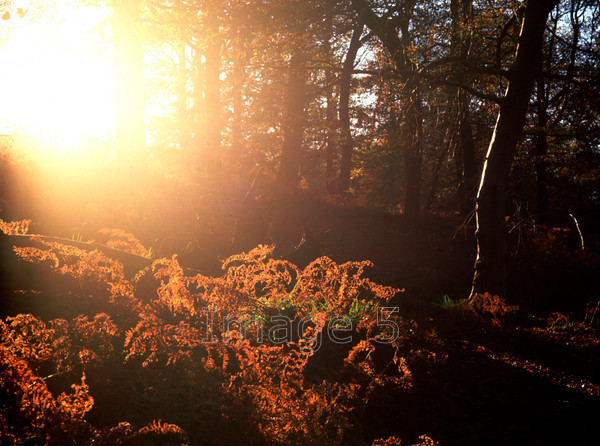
0,221,441,445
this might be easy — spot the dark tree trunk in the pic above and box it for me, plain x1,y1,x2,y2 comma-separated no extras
425,128,454,213
403,91,423,221
113,0,145,165
279,51,307,185
457,100,478,214
323,16,336,193
325,79,336,192
398,2,422,222
451,0,477,215
535,79,549,214
470,0,559,299
337,22,363,193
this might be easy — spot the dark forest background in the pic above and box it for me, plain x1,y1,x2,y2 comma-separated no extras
3,0,598,306
1,1,600,445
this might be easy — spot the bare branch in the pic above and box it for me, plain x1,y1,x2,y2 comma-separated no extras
427,77,503,104
420,56,510,77
350,68,503,104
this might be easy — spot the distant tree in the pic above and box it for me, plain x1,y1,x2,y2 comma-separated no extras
451,0,478,215
113,0,146,165
203,3,223,156
352,0,424,222
279,47,309,185
337,20,364,193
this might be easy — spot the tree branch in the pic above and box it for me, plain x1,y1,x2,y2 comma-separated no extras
495,12,518,68
427,77,503,104
350,68,503,104
351,0,407,69
420,56,510,77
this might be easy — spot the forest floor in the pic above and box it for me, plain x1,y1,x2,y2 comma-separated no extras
266,191,600,443
370,301,600,445
1,187,599,445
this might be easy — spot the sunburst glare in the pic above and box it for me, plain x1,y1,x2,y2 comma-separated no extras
0,1,113,158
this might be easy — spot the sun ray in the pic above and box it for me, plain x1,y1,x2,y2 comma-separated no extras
0,0,114,159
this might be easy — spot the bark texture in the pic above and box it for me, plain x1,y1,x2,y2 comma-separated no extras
470,0,559,299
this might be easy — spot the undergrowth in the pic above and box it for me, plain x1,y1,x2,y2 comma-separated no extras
0,221,442,445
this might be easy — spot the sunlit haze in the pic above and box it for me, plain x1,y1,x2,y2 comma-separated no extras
0,1,114,158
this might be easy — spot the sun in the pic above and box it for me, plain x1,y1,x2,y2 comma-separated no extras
0,1,114,158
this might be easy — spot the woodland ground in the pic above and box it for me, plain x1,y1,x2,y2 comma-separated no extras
1,186,599,445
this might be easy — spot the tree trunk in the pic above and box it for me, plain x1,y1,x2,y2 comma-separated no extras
337,22,363,193
191,47,204,156
425,128,453,213
352,0,422,220
451,0,477,215
204,8,221,155
470,0,559,299
403,90,423,221
177,41,191,151
279,50,307,185
457,100,478,214
230,59,245,165
324,77,336,192
229,5,248,167
113,0,145,166
323,16,336,193
535,79,549,214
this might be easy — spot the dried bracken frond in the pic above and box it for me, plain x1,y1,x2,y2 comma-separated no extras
222,244,300,305
410,435,440,446
56,374,94,419
294,256,399,317
372,436,403,445
3,235,427,445
0,314,55,366
0,346,93,444
372,434,439,446
13,246,60,267
470,292,519,323
92,420,188,446
130,420,189,445
0,218,31,235
13,239,126,287
227,341,359,445
98,227,150,257
58,247,125,285
152,256,199,317
1,313,120,374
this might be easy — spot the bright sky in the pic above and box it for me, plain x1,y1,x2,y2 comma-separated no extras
0,0,114,157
